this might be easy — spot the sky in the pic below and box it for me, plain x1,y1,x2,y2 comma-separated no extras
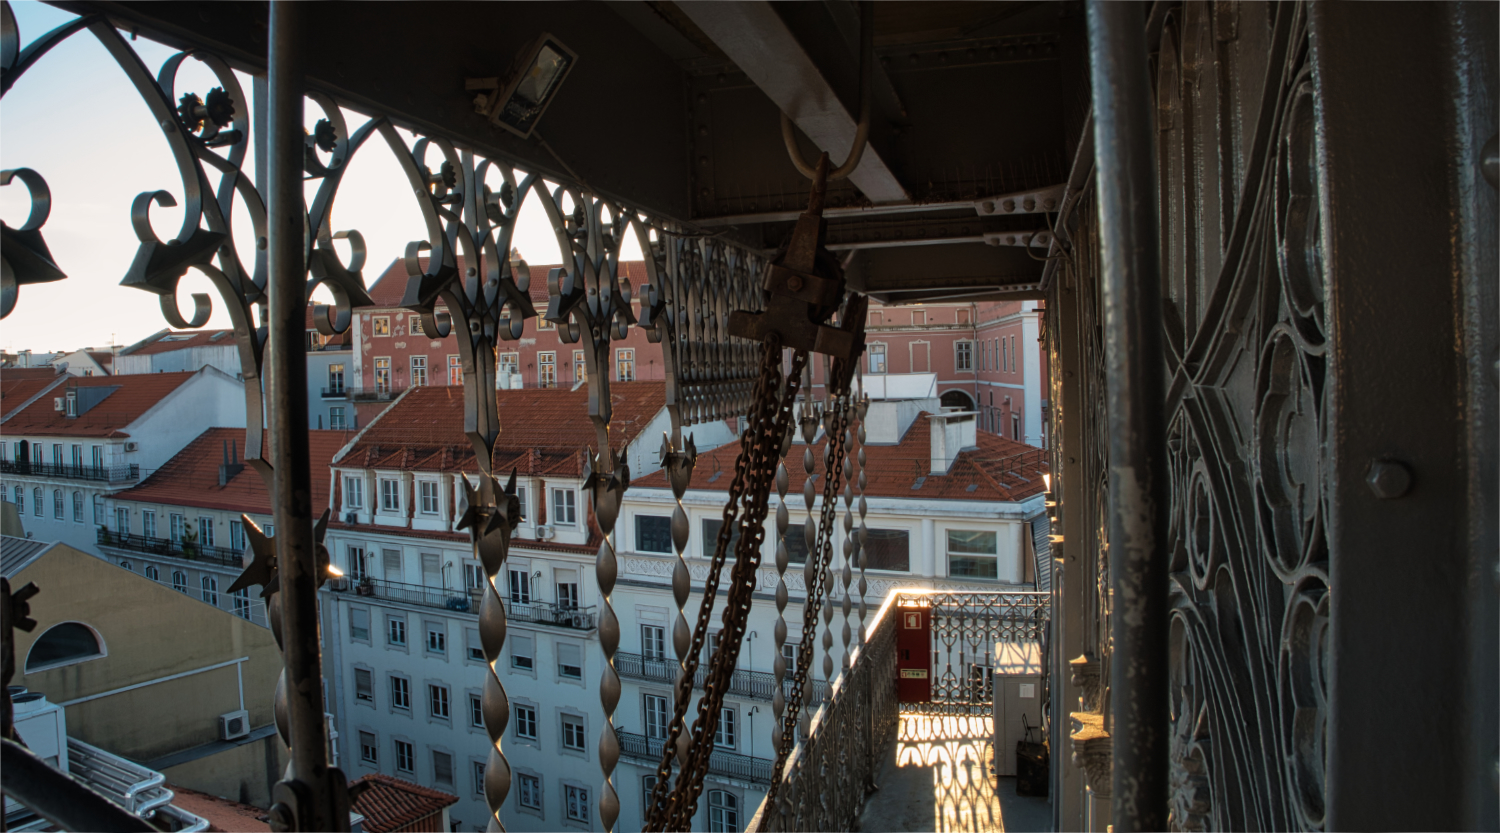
0,1,640,354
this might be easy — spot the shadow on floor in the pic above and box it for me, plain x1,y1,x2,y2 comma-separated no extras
859,711,1051,833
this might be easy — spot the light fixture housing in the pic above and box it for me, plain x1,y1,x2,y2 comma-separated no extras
475,32,578,140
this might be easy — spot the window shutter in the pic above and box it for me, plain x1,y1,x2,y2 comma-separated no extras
558,642,581,667
383,549,401,578
421,553,442,587
512,635,533,662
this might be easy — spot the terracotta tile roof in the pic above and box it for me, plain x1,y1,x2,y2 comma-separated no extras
349,774,457,833
365,257,649,310
111,428,350,517
336,382,665,478
125,329,238,355
636,414,1048,503
166,786,270,832
86,351,115,366
0,372,200,437
1,373,64,415
2,367,62,382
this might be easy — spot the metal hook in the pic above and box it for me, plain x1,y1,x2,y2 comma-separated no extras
781,1,873,182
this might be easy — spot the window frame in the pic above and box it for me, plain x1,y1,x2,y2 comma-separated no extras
393,738,415,773
371,315,391,337
560,711,587,753
868,342,888,374
390,675,412,712
409,355,427,387
418,480,440,515
955,339,974,372
946,528,1001,579
359,730,378,765
550,488,577,526
428,683,451,722
635,514,672,554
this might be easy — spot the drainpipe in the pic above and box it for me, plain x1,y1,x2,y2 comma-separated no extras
970,302,981,416
1087,3,1169,831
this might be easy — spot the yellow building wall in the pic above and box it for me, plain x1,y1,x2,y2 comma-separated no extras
161,735,290,809
14,543,285,791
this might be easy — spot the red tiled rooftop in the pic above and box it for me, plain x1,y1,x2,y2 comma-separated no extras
166,786,270,832
125,329,237,355
365,257,650,310
336,381,665,477
0,372,200,437
349,773,457,833
112,428,350,517
636,413,1048,503
1,372,64,415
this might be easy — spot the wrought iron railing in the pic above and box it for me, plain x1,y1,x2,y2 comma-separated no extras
616,729,774,785
320,385,347,398
752,588,1050,831
97,528,246,568
615,650,830,705
342,578,597,630
344,383,406,401
0,460,139,483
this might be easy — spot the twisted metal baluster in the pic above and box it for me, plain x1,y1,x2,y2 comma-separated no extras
772,373,796,757
820,359,837,684
839,392,855,672
856,386,870,648
465,473,519,832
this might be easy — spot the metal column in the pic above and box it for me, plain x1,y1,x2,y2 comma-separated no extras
266,3,348,829
1086,3,1168,830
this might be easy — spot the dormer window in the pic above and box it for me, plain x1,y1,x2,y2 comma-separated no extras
65,391,76,417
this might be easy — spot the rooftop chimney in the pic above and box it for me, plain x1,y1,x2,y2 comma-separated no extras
219,439,244,486
928,411,978,475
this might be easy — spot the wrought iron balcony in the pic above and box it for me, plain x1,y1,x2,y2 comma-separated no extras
616,729,774,786
96,528,246,569
341,578,597,630
345,383,406,402
320,385,347,398
615,650,830,705
0,460,139,483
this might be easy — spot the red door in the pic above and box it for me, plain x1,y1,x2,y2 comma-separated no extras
895,605,931,702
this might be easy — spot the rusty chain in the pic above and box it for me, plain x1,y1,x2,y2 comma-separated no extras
642,335,806,830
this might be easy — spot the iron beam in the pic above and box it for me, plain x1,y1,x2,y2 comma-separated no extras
266,3,345,830
694,184,1064,227
1086,2,1168,830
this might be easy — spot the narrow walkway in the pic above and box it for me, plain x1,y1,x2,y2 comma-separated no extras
859,711,1051,833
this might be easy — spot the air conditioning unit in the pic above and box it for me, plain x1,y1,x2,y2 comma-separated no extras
536,524,554,540
123,442,139,452
344,512,358,525
218,709,250,741
53,397,64,411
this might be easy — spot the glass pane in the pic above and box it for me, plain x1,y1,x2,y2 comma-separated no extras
780,523,810,565
946,529,997,555
864,529,910,571
636,515,672,554
702,519,742,558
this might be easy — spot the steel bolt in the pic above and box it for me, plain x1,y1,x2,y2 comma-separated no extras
1366,459,1412,500
786,275,803,292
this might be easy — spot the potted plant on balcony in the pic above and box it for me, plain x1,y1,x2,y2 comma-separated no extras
181,523,198,559
97,524,111,545
356,576,375,596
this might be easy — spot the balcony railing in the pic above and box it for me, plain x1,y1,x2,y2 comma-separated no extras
341,578,597,630
1,460,139,483
320,385,347,398
345,383,406,401
751,589,1050,832
97,528,246,569
615,651,830,706
617,729,774,786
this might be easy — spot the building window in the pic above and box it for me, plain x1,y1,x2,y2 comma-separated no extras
24,623,103,672
31,488,40,517
508,567,531,604
538,352,556,388
466,628,484,662
551,488,576,525
419,481,440,514
342,476,363,510
518,773,542,810
715,707,737,749
355,668,374,703
555,571,579,610
230,520,244,552
472,760,486,796
557,643,583,681
70,444,82,469
1001,337,1008,373
643,693,668,740
463,563,485,593
573,349,586,384
564,784,589,825
410,355,427,387
198,516,214,548
52,489,62,519
702,518,742,558
868,343,887,374
469,694,483,728
708,790,739,833
388,616,407,646
71,492,83,523
232,589,251,619
447,355,462,385
115,507,129,534
947,529,1000,579
142,510,156,539
561,714,586,751
372,316,391,336
515,704,538,740
12,486,22,514
865,529,911,572
390,676,411,711
359,731,377,763
514,485,529,522
380,478,400,512
144,564,159,581
641,624,666,662
201,575,219,606
1011,335,1017,372
172,570,187,593
498,352,519,380
394,739,414,773
426,621,447,654
374,357,392,393
537,315,556,331
433,752,459,788
956,341,974,371
348,547,367,581
429,685,450,720
350,607,370,641
636,515,672,554
642,776,658,818
616,348,635,381
170,513,184,543
328,363,345,393
119,561,132,572
382,548,401,580
510,635,534,671
330,407,346,430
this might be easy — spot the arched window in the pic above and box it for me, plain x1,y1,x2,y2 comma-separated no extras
24,622,104,672
72,491,83,523
32,487,41,517
172,570,188,593
13,485,23,514
708,790,738,833
232,588,251,620
51,489,62,519
201,575,219,606
119,561,132,572
939,390,975,411
144,564,159,581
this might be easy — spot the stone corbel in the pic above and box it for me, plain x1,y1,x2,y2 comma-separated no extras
1069,710,1113,799
1069,653,1102,712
